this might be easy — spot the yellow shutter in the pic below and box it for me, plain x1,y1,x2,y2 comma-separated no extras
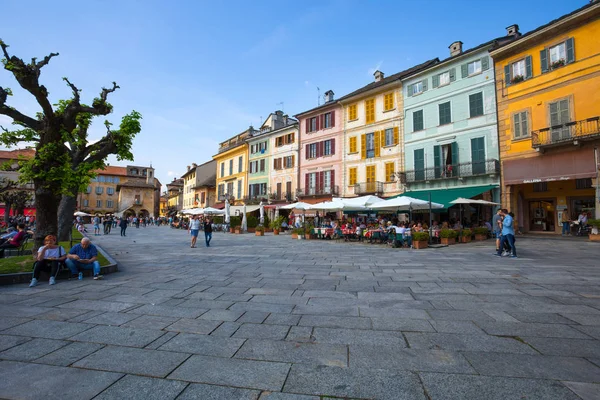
360,134,366,159
349,167,357,186
349,136,357,153
366,99,375,124
393,126,399,145
384,93,394,111
374,131,381,158
385,162,394,182
348,104,357,121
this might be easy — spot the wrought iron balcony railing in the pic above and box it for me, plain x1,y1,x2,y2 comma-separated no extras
269,192,294,202
403,159,500,184
532,117,600,149
218,193,235,202
354,181,384,195
296,185,340,197
243,195,268,205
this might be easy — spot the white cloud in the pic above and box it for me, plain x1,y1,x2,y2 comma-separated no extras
167,171,175,176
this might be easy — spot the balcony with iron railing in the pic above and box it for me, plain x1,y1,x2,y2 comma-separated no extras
269,192,294,202
531,117,600,150
354,181,384,195
218,193,235,202
400,159,500,184
296,185,340,197
243,195,268,205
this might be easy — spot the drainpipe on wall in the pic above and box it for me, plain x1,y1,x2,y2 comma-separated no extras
595,146,600,219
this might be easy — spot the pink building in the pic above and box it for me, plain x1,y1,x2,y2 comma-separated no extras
295,90,343,204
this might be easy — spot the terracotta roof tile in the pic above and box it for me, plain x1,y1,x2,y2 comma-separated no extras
0,148,35,160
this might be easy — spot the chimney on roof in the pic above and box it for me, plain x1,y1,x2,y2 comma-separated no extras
187,165,190,171
192,163,197,168
373,70,384,82
449,41,463,57
324,90,334,103
283,114,289,125
506,24,520,37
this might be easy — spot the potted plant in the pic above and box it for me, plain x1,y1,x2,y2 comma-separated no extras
230,216,241,234
293,227,304,240
247,215,258,233
511,75,525,84
270,216,284,235
304,224,313,240
412,232,429,249
551,59,565,69
459,228,472,243
588,219,600,242
473,227,489,241
255,225,265,236
439,228,458,245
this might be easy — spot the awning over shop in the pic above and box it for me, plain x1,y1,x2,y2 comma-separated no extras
230,205,261,215
403,184,498,209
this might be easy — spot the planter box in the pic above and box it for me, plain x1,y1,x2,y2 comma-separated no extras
304,234,311,240
247,227,255,233
291,233,298,239
460,236,472,243
413,240,428,249
234,228,242,234
440,238,456,245
589,234,600,242
474,234,487,241
273,229,280,235
255,231,264,236
230,228,235,233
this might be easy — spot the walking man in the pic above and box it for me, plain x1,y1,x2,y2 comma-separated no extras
189,215,201,248
493,209,503,253
561,209,570,236
119,217,128,237
496,209,517,258
93,215,101,236
203,217,213,247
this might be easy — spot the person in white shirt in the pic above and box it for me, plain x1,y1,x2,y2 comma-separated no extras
30,235,66,287
188,216,201,248
577,211,588,235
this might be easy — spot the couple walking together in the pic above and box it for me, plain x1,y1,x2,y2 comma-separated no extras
189,216,212,248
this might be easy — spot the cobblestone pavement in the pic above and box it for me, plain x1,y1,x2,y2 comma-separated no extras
1,227,599,400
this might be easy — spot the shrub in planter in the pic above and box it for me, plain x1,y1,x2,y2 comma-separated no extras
588,219,600,240
439,228,457,245
473,227,489,240
412,232,429,249
255,226,265,236
270,216,285,235
292,227,304,239
459,228,472,243
247,215,258,228
230,216,241,228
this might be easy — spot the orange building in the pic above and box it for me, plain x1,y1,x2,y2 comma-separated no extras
491,2,600,233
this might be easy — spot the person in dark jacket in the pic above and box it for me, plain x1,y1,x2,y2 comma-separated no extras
203,217,213,247
119,217,128,237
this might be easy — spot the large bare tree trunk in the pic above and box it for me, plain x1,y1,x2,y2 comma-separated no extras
58,195,77,242
33,182,61,249
4,200,12,224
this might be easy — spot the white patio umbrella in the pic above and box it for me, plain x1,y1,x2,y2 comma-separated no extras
259,201,265,225
339,195,384,207
450,198,500,206
74,211,92,217
202,207,225,215
224,199,231,224
370,196,444,211
188,208,204,215
281,202,312,210
241,204,248,232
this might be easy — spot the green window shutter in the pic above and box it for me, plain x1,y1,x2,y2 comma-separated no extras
407,84,413,97
471,137,486,175
433,145,441,178
481,56,489,70
422,79,428,92
469,93,483,117
413,110,423,131
461,64,468,78
504,64,511,86
525,56,532,79
451,142,459,165
432,74,439,88
540,49,548,73
566,38,575,63
449,68,456,82
414,149,425,181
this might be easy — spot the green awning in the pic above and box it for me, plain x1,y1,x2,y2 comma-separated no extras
401,184,498,209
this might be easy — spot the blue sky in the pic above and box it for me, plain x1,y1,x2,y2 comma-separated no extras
0,0,582,190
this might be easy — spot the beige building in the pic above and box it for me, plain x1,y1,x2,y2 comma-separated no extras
166,178,184,213
181,160,217,209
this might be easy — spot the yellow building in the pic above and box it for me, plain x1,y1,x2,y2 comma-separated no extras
166,178,183,213
159,195,168,217
181,160,217,209
213,127,254,206
491,2,600,233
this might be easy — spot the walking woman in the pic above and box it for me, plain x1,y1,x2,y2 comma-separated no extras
119,217,128,237
30,235,67,287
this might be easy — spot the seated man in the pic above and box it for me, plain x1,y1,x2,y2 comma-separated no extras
0,224,27,258
65,238,102,280
0,227,18,246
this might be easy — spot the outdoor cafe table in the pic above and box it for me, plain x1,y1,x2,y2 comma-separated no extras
365,229,386,244
313,227,334,239
342,228,357,241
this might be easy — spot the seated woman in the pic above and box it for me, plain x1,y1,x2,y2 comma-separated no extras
414,223,424,233
0,224,27,258
29,235,67,287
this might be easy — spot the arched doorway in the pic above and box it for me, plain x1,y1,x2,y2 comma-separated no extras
139,209,150,218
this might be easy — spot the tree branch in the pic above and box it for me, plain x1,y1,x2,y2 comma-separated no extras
63,77,80,104
0,87,43,130
35,53,59,70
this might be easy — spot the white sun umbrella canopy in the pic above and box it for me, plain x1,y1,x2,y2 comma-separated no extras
338,195,384,207
259,201,265,225
241,204,248,232
224,199,231,224
74,211,92,217
280,201,313,210
311,200,367,212
370,196,444,211
187,208,204,215
202,207,225,215
450,198,500,206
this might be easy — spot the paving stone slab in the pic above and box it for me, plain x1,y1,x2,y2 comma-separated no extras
311,327,406,346
176,382,260,400
69,325,165,348
420,372,580,400
371,317,435,332
73,345,190,377
164,318,221,334
198,309,245,322
94,374,189,400
81,311,140,326
0,317,30,331
477,321,592,339
233,323,290,340
282,364,426,400
286,326,314,342
57,299,137,312
2,319,92,340
235,339,347,367
522,337,600,358
237,311,271,324
263,313,301,326
127,304,208,318
0,338,69,362
259,393,319,400
298,315,372,330
0,304,54,318
573,325,600,340
561,313,600,326
428,320,485,334
562,381,600,400
404,332,538,354
209,321,241,337
463,352,600,382
35,341,104,366
506,311,576,324
250,295,309,305
158,332,245,357
0,360,122,400
231,302,295,314
121,315,180,330
359,307,430,319
349,345,475,373
35,307,92,321
0,334,32,352
168,354,290,391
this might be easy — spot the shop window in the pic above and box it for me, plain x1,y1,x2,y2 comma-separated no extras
533,182,548,192
576,178,592,190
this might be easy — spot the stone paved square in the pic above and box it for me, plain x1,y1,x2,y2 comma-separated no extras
0,229,599,399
